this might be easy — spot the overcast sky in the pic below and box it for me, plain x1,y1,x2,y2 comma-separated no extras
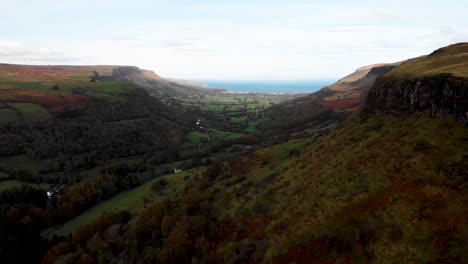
1,0,467,80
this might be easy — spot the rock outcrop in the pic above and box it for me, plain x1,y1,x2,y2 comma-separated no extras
365,43,468,122
366,74,468,121
92,66,164,83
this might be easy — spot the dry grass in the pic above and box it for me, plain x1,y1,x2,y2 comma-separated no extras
210,111,468,263
386,43,468,78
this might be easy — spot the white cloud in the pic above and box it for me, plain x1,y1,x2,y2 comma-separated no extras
1,1,467,79
0,40,77,62
100,34,143,41
92,22,455,79
439,26,468,43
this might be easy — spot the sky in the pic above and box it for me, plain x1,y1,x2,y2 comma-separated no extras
1,0,467,80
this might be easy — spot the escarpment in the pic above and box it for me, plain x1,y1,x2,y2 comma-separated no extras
366,74,468,121
92,66,164,82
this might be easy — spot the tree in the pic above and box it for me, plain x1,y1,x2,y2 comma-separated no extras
133,204,166,248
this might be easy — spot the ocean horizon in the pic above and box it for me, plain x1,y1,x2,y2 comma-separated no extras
201,79,335,93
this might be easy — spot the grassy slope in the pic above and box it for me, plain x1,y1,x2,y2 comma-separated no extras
244,120,263,132
0,180,50,191
47,169,201,238
386,43,468,79
0,65,138,99
177,111,465,263
185,132,210,144
0,65,138,123
257,112,467,262
161,111,466,263
0,154,45,172
323,64,387,102
0,108,17,124
206,137,316,220
46,136,315,238
8,102,51,121
40,111,467,263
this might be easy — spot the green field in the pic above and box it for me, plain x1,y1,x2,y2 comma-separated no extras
0,76,137,100
224,133,245,140
243,118,270,132
244,120,261,132
0,155,45,172
244,121,259,132
0,180,50,192
8,103,50,122
0,103,50,123
207,96,241,104
0,79,49,90
201,104,233,112
208,129,244,140
0,108,18,124
76,81,138,98
185,132,209,144
46,169,199,238
179,94,288,133
256,137,313,160
46,81,138,99
230,116,247,123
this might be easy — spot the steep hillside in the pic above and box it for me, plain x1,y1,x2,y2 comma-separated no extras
0,64,205,182
322,63,395,109
38,43,468,264
258,63,398,139
366,43,468,122
385,43,468,79
38,107,468,264
165,78,208,88
0,63,301,180
0,64,157,115
2,43,467,264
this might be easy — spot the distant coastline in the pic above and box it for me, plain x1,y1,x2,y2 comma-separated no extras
201,79,335,93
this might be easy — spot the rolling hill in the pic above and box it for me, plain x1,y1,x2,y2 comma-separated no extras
257,62,400,141
0,64,206,184
0,43,466,264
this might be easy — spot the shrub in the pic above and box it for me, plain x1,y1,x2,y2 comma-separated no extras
412,139,435,153
289,148,301,157
72,210,129,244
205,161,223,181
389,224,404,242
133,204,166,248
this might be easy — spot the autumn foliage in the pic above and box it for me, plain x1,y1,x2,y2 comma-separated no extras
57,174,119,220
72,211,129,243
322,97,362,111
0,88,89,112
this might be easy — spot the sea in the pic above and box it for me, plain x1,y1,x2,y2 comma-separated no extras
201,80,335,94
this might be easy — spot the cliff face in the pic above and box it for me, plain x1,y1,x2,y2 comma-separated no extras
112,66,164,82
93,66,165,82
366,74,468,121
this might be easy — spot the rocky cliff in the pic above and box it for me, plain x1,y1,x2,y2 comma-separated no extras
366,74,468,121
365,43,468,122
93,66,164,82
